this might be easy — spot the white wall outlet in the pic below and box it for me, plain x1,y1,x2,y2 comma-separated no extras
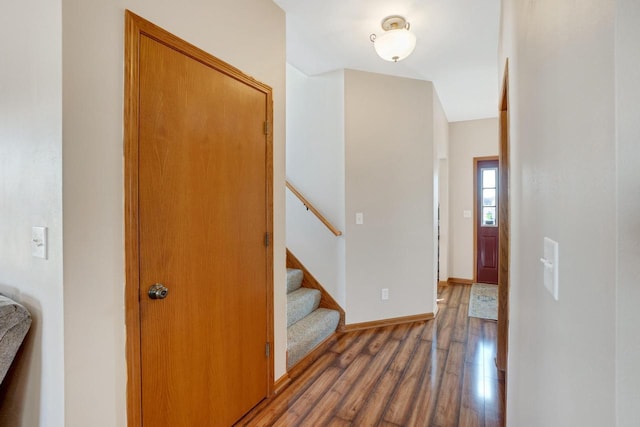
355,212,364,225
463,210,472,218
32,226,48,259
540,237,559,300
381,288,389,300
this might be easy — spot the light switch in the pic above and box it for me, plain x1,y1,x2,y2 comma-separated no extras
32,226,47,259
355,212,364,225
463,210,472,218
540,237,559,300
381,288,389,300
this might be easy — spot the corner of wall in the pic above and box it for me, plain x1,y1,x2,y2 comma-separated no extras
344,71,437,324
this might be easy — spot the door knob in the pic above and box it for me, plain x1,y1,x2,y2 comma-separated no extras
148,283,169,300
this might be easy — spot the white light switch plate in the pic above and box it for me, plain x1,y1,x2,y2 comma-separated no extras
463,210,472,218
355,212,364,225
32,226,48,259
540,237,559,300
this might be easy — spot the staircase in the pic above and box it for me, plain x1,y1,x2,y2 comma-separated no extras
286,268,340,369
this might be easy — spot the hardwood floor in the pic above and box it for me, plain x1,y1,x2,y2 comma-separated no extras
237,284,505,427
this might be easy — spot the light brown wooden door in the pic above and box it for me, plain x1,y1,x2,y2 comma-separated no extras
126,13,273,426
497,60,511,372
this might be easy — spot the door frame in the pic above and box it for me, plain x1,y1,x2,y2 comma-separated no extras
472,155,499,283
496,59,510,373
123,11,274,426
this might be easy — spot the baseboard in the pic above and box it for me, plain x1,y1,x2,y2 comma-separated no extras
438,280,449,287
287,331,339,380
342,312,435,332
273,373,291,395
448,277,474,285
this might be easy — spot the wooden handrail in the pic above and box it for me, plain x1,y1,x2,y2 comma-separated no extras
286,181,343,236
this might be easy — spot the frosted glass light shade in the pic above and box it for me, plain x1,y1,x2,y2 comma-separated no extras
373,29,417,62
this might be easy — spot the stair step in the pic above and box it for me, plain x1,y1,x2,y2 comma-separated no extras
286,268,304,293
287,288,321,327
287,308,340,369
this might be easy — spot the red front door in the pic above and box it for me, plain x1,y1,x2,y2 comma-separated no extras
476,159,499,284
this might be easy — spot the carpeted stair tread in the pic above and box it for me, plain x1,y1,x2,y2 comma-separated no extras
287,288,321,327
286,268,304,293
287,308,340,369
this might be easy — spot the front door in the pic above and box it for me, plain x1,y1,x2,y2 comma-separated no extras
125,12,273,426
476,159,499,284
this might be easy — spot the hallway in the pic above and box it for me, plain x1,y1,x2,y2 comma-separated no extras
238,284,505,426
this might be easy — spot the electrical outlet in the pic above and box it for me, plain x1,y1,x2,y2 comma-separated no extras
381,288,389,300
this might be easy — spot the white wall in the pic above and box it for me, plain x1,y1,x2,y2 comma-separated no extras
499,0,617,425
448,118,498,280
61,1,285,426
0,0,64,425
344,70,437,323
286,67,444,322
434,91,450,284
437,159,449,283
615,1,640,425
285,65,346,305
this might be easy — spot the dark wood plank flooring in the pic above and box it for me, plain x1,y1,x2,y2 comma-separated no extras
238,284,505,426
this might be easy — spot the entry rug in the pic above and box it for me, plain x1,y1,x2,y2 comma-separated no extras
468,283,498,320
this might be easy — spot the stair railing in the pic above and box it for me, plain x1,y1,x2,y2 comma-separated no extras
286,180,343,236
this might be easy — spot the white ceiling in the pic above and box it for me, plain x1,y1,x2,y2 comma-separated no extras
273,0,501,122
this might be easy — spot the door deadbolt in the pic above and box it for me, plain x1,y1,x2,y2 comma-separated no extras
148,283,169,300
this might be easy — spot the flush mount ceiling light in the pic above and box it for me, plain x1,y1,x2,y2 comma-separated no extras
369,15,417,62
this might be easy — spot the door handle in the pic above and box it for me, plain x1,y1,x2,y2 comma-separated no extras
148,283,169,300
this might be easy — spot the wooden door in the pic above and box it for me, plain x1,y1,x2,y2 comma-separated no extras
125,12,273,427
497,60,511,372
476,159,499,284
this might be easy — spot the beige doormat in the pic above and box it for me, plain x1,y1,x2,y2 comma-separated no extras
468,283,498,320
